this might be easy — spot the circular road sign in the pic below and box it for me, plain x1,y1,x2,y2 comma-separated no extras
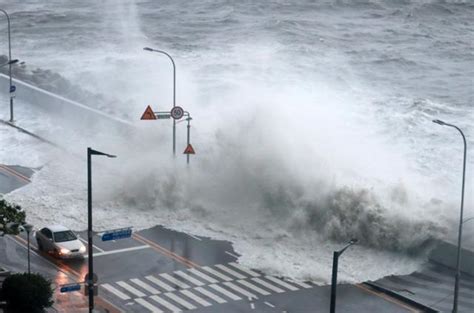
170,106,184,120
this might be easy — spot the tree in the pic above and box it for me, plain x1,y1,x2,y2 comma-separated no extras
1,273,53,312
0,199,26,236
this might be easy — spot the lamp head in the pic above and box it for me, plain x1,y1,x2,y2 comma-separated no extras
349,238,358,245
143,47,153,52
433,119,446,126
23,223,34,233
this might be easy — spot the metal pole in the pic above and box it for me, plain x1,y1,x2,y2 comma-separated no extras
330,251,338,313
186,117,191,165
433,120,467,313
87,148,94,313
451,126,467,313
27,230,31,275
144,48,177,156
0,9,13,122
172,54,176,158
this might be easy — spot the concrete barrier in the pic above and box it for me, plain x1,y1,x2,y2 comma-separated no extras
429,240,474,276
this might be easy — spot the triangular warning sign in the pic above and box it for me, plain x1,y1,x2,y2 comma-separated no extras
140,105,156,120
183,144,195,155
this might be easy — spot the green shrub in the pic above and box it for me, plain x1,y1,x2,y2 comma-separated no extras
1,273,53,312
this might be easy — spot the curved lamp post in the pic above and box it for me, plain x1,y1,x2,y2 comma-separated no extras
143,47,177,156
433,119,467,313
0,9,14,122
87,147,116,313
330,238,358,313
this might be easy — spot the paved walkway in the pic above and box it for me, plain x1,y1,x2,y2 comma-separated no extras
371,262,474,312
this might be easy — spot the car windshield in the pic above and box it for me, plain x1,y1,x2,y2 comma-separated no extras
53,231,77,243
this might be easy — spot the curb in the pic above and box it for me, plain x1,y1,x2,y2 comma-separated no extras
0,119,59,147
363,282,439,313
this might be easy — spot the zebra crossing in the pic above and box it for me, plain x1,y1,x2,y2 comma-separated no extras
100,262,312,312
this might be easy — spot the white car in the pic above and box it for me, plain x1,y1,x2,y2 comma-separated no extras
35,225,86,259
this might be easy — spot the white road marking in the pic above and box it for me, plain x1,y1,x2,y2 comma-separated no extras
84,245,149,258
135,298,164,313
223,282,258,299
180,289,212,307
101,283,131,300
187,234,202,241
164,292,196,310
131,278,161,294
225,251,239,258
252,277,284,293
175,270,205,286
264,301,275,308
237,279,271,295
250,302,255,309
78,237,104,252
145,275,175,292
194,286,227,304
202,266,233,281
229,262,260,277
188,268,219,284
288,279,312,289
264,276,299,291
150,295,182,312
209,284,242,300
160,273,190,289
116,281,146,298
216,264,246,279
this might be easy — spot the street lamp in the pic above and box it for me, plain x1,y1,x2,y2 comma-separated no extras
432,119,467,313
143,47,177,156
22,223,34,275
330,238,358,313
0,59,18,68
0,9,15,122
87,147,116,313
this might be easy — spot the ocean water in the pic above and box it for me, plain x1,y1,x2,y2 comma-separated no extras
0,0,473,283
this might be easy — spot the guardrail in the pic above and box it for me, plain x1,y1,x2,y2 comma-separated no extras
0,73,135,134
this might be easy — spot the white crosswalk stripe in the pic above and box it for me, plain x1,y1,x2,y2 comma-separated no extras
201,266,233,281
265,276,299,291
229,262,260,277
252,277,285,293
209,284,242,300
101,283,131,300
288,279,312,289
164,292,197,310
145,275,175,292
159,273,190,289
135,298,164,313
194,286,227,304
180,289,212,307
236,279,271,295
150,295,182,312
116,281,146,298
223,282,257,299
131,278,161,294
174,270,205,286
188,268,219,284
215,264,247,279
